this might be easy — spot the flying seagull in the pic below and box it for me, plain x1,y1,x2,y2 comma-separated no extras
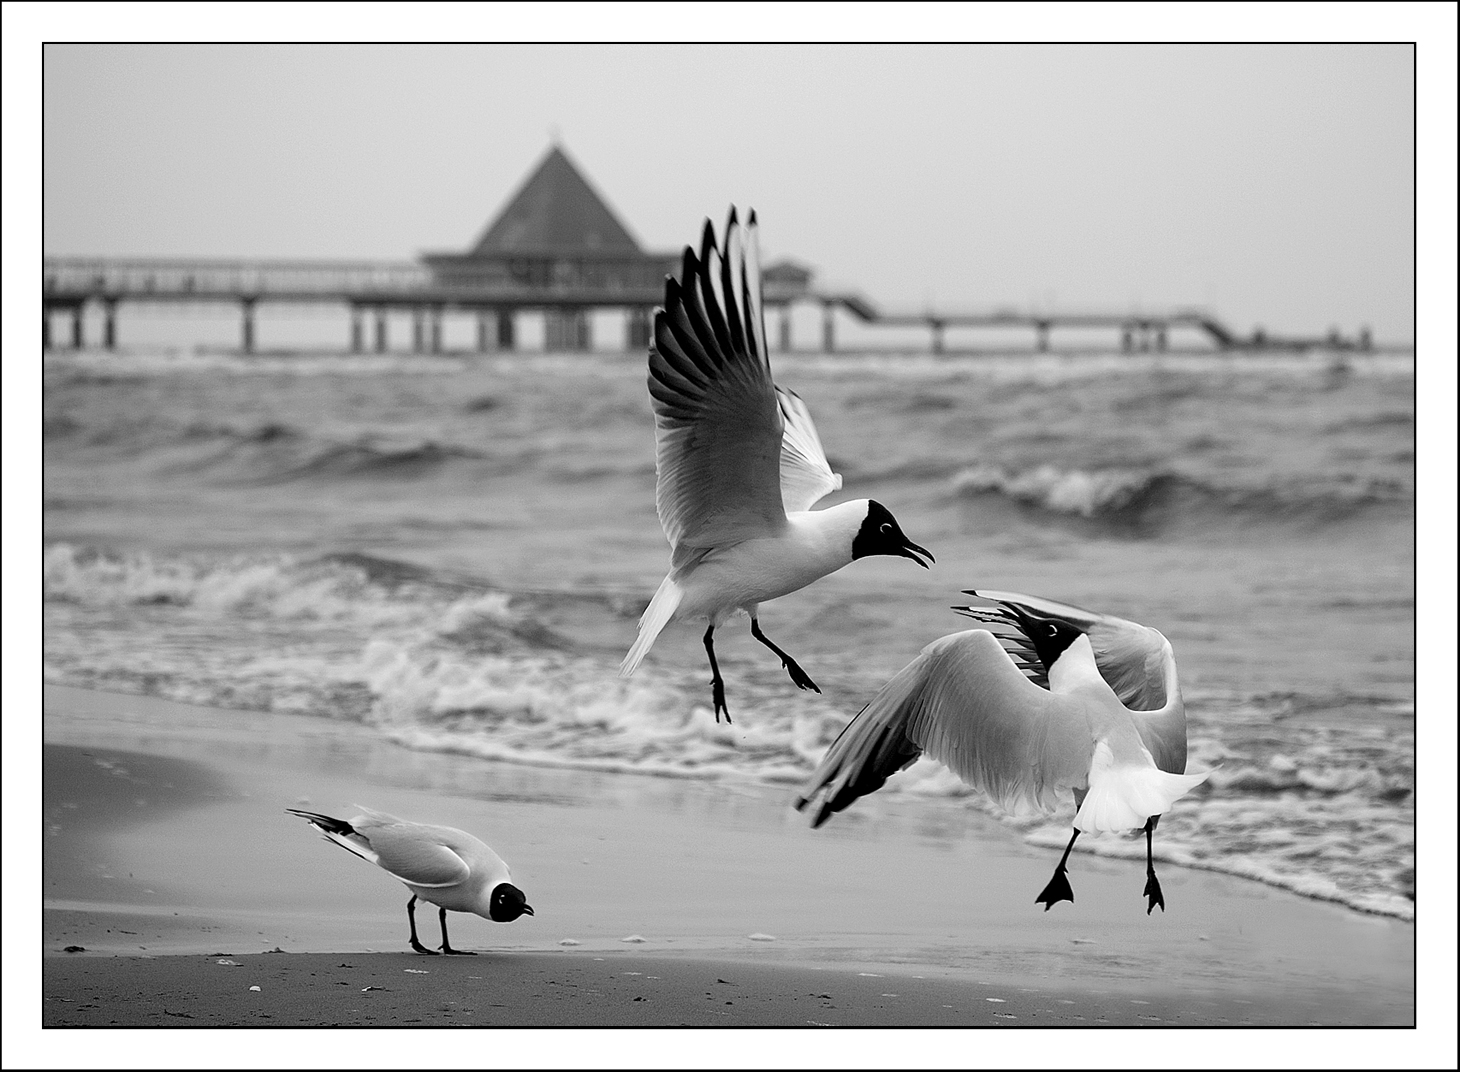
287,805,533,954
795,590,1212,913
620,208,933,722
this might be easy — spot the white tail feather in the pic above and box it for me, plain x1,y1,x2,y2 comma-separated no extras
1075,742,1212,833
619,576,683,677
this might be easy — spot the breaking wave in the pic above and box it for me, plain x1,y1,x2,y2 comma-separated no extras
949,463,1410,530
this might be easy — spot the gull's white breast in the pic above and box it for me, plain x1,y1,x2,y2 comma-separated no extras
676,504,863,621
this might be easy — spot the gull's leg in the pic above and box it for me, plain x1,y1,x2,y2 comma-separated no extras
407,895,439,954
439,906,476,955
1035,828,1080,911
704,624,730,724
750,617,820,693
1142,815,1165,914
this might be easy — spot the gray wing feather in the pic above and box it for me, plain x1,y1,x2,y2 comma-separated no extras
963,590,1171,709
797,630,1093,826
960,591,1189,774
776,386,842,512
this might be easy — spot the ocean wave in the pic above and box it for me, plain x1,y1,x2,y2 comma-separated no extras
42,545,1414,923
949,463,1410,530
44,413,308,453
260,440,483,481
952,463,1166,520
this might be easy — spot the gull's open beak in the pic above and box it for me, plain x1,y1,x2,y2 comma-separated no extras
522,904,535,916
900,541,934,569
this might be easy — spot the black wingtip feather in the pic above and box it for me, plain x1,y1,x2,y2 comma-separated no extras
679,247,698,288
694,233,733,356
286,808,355,837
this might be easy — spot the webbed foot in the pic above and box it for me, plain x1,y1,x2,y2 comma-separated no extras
1035,867,1075,911
1143,870,1165,915
782,657,820,694
711,677,731,724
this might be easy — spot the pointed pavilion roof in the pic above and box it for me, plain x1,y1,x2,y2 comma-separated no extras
470,145,643,256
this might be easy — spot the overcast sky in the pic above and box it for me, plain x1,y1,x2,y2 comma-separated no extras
25,31,1431,343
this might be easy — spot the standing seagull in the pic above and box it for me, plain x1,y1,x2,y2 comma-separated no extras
795,591,1212,913
287,805,533,954
620,209,933,722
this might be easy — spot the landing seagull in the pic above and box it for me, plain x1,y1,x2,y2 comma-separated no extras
795,590,1212,913
620,209,933,722
287,805,533,954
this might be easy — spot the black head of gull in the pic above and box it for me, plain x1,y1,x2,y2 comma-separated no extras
490,882,535,922
850,500,934,568
1000,604,1086,672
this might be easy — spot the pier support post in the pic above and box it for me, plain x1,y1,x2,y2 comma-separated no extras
1121,325,1133,352
240,298,256,353
822,302,835,353
72,305,84,349
43,310,52,351
931,320,944,355
412,309,424,353
545,309,590,352
626,307,651,350
350,307,364,353
779,307,792,351
497,310,516,351
477,310,492,352
1155,326,1167,352
430,307,443,353
375,310,388,352
103,299,118,350
1035,321,1050,352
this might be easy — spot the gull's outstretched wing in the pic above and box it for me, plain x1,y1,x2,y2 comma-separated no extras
957,590,1189,775
649,210,786,570
795,630,1094,827
776,386,843,513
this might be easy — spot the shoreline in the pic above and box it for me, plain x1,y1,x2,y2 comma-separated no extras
23,684,1423,1045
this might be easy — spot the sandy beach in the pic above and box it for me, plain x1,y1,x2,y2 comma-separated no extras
16,680,1434,1065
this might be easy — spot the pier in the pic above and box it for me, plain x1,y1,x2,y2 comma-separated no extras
40,255,662,354
42,254,1371,356
42,144,1374,356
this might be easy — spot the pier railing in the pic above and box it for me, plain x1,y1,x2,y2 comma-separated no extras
43,257,433,302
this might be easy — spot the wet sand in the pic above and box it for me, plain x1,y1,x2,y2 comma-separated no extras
21,685,1430,1062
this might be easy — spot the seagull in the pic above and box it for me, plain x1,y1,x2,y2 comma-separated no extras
619,208,933,722
287,805,533,954
795,590,1212,913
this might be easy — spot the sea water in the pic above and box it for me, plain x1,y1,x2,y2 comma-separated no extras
42,346,1415,919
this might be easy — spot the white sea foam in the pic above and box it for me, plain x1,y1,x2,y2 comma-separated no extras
952,463,1158,517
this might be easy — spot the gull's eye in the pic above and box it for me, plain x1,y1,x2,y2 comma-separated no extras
880,523,893,535
1048,624,1059,636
